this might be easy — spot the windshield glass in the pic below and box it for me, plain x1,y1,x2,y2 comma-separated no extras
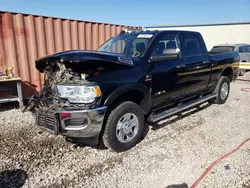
97,33,154,58
210,46,235,53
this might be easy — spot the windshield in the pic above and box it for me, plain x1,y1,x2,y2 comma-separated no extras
210,46,235,53
97,33,154,58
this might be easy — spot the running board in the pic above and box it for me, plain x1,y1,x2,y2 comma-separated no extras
148,94,217,123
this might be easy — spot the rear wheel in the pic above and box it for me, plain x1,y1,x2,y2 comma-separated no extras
209,76,230,104
102,101,145,152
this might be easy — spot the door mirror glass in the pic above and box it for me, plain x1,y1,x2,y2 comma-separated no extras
150,49,180,62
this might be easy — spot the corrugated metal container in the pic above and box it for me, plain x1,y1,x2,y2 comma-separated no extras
0,11,141,98
145,21,250,51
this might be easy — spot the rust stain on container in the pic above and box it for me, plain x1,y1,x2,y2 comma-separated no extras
0,11,142,98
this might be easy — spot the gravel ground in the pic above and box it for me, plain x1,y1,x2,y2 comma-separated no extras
1,73,250,188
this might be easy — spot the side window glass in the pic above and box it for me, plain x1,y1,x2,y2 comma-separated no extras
182,34,205,56
244,46,250,53
239,46,244,53
152,34,178,56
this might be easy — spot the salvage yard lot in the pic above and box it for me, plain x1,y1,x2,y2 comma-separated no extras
1,74,250,188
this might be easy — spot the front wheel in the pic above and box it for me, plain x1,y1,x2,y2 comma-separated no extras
209,76,230,104
102,101,145,152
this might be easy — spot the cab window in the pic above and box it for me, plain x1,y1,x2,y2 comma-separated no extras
181,34,205,56
244,45,250,53
152,34,179,56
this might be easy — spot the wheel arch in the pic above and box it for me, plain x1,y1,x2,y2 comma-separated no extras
104,83,151,115
220,65,233,82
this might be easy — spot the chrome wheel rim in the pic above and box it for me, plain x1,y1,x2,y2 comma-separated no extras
221,82,229,100
116,113,139,143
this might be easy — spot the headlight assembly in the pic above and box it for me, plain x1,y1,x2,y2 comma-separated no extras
56,85,101,103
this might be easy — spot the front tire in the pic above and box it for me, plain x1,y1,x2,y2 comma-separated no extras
102,101,145,152
209,76,230,104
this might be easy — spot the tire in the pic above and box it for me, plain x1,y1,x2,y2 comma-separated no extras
102,101,145,152
209,76,230,104
239,69,245,76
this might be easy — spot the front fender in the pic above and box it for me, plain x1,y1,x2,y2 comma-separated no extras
104,83,151,113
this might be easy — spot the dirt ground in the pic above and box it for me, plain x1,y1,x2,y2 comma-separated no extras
0,73,250,188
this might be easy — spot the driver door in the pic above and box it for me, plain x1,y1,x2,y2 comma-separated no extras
150,33,187,110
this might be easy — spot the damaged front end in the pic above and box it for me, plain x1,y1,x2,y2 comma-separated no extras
27,50,134,111
27,61,99,112
26,50,134,144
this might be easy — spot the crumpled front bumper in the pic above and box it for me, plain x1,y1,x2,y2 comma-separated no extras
36,106,107,143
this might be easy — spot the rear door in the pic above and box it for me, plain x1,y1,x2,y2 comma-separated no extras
179,33,211,96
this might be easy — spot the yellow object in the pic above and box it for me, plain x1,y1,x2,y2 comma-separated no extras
239,62,250,70
81,73,86,80
5,67,14,79
93,86,102,97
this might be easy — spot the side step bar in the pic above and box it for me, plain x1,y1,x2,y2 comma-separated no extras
148,93,217,123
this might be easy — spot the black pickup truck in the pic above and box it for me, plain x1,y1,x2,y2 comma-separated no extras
31,30,240,152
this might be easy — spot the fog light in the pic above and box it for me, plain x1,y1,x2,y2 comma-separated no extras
64,118,88,127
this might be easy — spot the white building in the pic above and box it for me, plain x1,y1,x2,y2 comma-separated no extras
145,21,250,50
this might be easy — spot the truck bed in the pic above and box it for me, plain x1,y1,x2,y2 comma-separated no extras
209,51,239,62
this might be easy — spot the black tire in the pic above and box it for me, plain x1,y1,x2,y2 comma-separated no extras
209,76,230,104
102,101,145,152
239,69,245,76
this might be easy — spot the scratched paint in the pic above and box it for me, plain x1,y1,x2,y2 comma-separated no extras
0,11,141,98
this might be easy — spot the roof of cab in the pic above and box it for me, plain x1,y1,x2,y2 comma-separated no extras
121,30,200,35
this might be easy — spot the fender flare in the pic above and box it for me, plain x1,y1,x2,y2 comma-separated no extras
104,83,151,114
219,65,233,80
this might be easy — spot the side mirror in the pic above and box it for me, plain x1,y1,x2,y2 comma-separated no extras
150,49,180,63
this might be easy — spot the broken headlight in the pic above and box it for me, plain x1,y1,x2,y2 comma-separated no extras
56,85,101,103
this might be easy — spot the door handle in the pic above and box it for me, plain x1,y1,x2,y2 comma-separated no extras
176,64,186,68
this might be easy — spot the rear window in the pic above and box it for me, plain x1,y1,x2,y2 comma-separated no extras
244,45,250,53
210,46,235,53
239,46,244,53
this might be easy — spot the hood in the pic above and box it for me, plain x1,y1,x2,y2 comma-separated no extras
35,50,135,72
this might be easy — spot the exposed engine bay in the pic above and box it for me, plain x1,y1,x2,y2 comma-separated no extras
24,50,134,112
25,61,107,111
